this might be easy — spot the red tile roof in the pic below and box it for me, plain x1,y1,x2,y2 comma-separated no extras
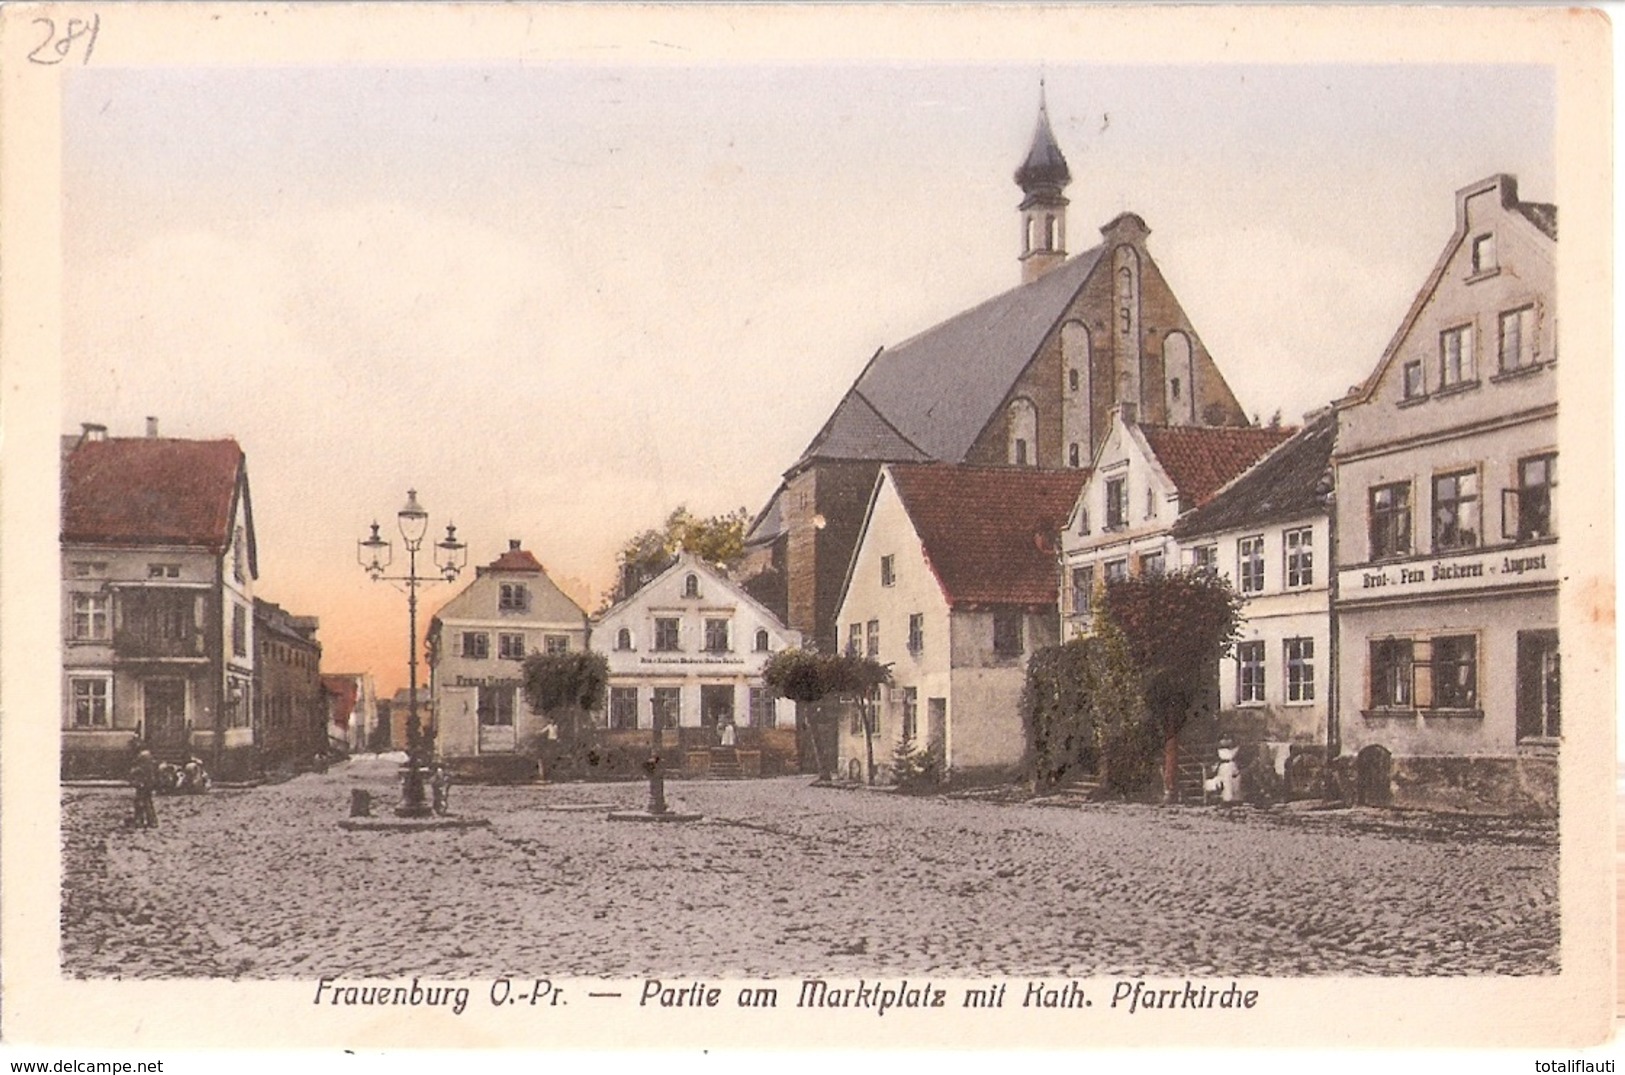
321,675,360,730
888,464,1086,609
62,437,246,548
1138,424,1296,508
486,547,545,573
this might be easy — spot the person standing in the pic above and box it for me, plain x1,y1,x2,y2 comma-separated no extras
129,748,159,829
429,762,452,816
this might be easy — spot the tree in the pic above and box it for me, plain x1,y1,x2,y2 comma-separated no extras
1095,569,1243,801
521,651,609,741
602,505,751,608
763,648,892,783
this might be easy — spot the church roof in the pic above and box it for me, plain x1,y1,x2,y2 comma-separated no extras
1014,95,1071,194
799,245,1105,470
887,464,1086,609
1138,423,1298,508
1172,411,1336,537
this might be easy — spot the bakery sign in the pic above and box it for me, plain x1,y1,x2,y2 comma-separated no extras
1340,544,1558,601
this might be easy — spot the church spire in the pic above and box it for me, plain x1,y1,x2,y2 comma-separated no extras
1015,80,1071,285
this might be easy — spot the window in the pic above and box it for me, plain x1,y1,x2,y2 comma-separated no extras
609,687,638,730
1070,566,1094,614
1470,233,1496,274
1511,453,1557,540
1237,536,1265,594
1140,550,1165,576
1370,638,1414,708
907,613,924,655
147,563,180,579
1077,508,1090,535
1170,377,1181,400
70,676,110,727
847,623,862,658
651,687,681,728
615,627,633,651
477,686,514,727
1440,325,1475,388
460,632,490,659
654,618,680,652
1145,487,1156,520
993,611,1023,659
232,605,247,657
1285,527,1313,588
1499,306,1536,371
1431,635,1478,710
1516,630,1560,740
1190,545,1217,575
880,555,896,587
704,618,730,653
498,633,527,660
700,684,734,728
754,628,770,653
1069,443,1081,468
1236,641,1265,704
1432,469,1480,551
1105,478,1127,530
865,620,879,659
683,574,700,599
233,527,246,583
1402,360,1426,400
72,561,107,578
499,583,529,612
1069,369,1080,392
1104,559,1128,584
901,687,919,742
1285,637,1315,703
1014,439,1029,466
71,593,109,640
749,687,776,728
1369,482,1412,560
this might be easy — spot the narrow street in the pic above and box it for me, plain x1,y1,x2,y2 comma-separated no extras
62,758,1558,980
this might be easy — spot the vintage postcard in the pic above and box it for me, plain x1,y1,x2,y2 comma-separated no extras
0,2,1614,1057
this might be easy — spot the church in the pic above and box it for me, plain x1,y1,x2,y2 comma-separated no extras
740,91,1250,655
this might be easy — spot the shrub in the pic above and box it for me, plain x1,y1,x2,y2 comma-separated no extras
891,736,941,792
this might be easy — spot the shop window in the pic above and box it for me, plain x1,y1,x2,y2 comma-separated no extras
609,687,638,730
477,686,515,727
651,687,682,729
1369,638,1414,709
1430,635,1478,710
700,684,734,728
1236,641,1265,704
1369,482,1412,561
1432,469,1480,551
1516,630,1560,740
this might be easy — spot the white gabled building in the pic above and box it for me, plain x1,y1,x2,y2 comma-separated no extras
429,540,589,762
592,553,801,775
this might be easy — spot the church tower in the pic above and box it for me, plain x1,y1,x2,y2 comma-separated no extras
1015,83,1071,285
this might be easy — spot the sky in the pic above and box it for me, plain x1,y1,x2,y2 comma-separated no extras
60,61,1556,694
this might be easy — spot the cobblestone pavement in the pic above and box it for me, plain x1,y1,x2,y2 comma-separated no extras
61,757,1558,979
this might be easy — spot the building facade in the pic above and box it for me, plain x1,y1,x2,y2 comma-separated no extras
835,464,1086,784
1332,173,1558,814
1170,411,1337,772
430,540,589,763
741,93,1248,656
592,553,801,775
61,421,259,779
322,671,380,753
1060,406,1294,634
253,598,324,770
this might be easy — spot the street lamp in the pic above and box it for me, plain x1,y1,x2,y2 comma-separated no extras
358,489,468,817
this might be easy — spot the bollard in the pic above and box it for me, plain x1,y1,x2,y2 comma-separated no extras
350,788,372,818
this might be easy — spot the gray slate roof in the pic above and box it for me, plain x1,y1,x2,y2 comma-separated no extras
1171,409,1337,538
799,245,1105,468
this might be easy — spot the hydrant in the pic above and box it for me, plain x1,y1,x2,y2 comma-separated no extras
1204,740,1241,805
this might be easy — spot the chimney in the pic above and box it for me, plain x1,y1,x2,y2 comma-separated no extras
509,539,521,552
145,416,159,438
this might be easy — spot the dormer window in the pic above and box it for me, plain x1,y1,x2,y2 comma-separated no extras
1470,233,1496,275
683,574,700,599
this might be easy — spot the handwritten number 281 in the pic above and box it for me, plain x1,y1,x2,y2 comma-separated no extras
29,15,100,65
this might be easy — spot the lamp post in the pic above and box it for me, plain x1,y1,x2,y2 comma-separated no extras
358,489,467,818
